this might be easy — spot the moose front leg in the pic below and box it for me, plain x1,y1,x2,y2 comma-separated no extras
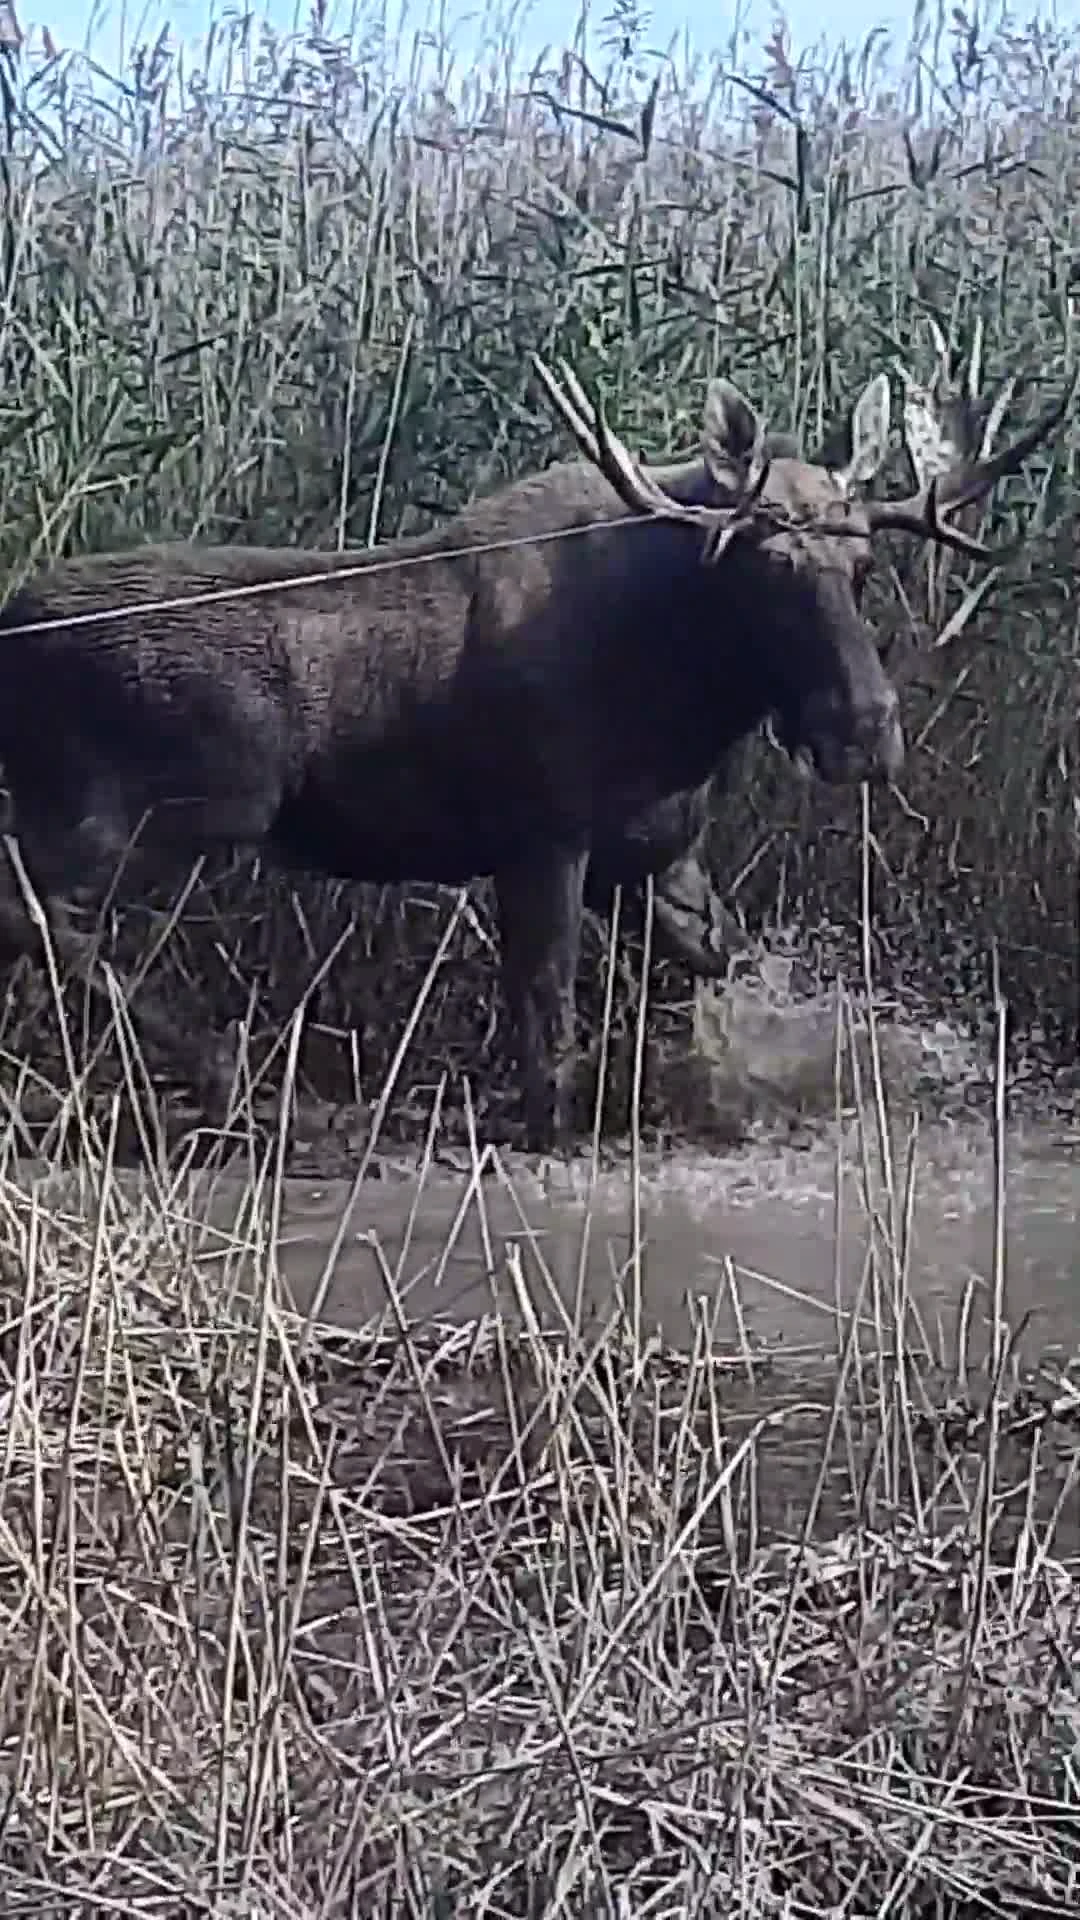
495,847,589,1153
584,775,752,982
651,847,753,980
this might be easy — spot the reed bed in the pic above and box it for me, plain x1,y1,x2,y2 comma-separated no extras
2,1224,1079,1912
0,9,1076,1910
0,0,1074,1142
1,1061,1079,1911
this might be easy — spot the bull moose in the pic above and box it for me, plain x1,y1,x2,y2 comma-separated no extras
0,354,1067,1149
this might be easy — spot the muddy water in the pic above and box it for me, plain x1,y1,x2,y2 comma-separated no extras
14,975,1080,1360
176,973,1080,1361
152,1117,1074,1360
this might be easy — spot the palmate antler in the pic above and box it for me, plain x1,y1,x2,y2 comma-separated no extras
534,347,1074,565
868,351,1074,560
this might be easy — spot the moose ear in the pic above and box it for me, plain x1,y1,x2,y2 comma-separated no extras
702,378,762,483
834,372,892,492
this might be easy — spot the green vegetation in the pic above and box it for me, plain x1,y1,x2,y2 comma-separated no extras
0,0,1074,1139
0,9,1077,1907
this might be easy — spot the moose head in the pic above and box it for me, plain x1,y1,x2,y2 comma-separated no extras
533,352,1070,788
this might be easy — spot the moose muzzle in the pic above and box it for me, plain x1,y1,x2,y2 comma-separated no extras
854,685,905,784
787,682,905,786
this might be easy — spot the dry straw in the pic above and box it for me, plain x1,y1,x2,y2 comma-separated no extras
0,798,1077,1911
0,4,1077,1906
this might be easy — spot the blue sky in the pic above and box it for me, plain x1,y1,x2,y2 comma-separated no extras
16,0,978,75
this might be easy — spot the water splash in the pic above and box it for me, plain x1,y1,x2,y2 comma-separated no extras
666,926,986,1137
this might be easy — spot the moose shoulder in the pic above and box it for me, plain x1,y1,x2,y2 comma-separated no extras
0,359,1067,1149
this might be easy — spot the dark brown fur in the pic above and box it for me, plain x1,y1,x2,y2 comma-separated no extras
579,433,860,977
0,385,905,1149
583,769,754,977
568,359,1070,1025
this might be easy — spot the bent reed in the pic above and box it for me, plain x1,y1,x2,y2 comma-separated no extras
0,5,1077,1908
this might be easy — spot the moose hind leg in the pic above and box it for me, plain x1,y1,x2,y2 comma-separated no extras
2,795,227,1110
496,848,588,1153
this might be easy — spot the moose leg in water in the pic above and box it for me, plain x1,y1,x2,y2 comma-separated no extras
495,847,589,1151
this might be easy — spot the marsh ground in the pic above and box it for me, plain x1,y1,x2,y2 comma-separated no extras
1,949,1078,1916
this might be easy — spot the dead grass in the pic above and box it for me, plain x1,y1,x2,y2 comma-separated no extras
1,1148,1078,1914
0,863,1077,1916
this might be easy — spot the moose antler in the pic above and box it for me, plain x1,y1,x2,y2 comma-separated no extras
867,374,1073,558
531,353,770,550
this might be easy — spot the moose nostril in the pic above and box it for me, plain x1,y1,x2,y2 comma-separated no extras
863,689,900,736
